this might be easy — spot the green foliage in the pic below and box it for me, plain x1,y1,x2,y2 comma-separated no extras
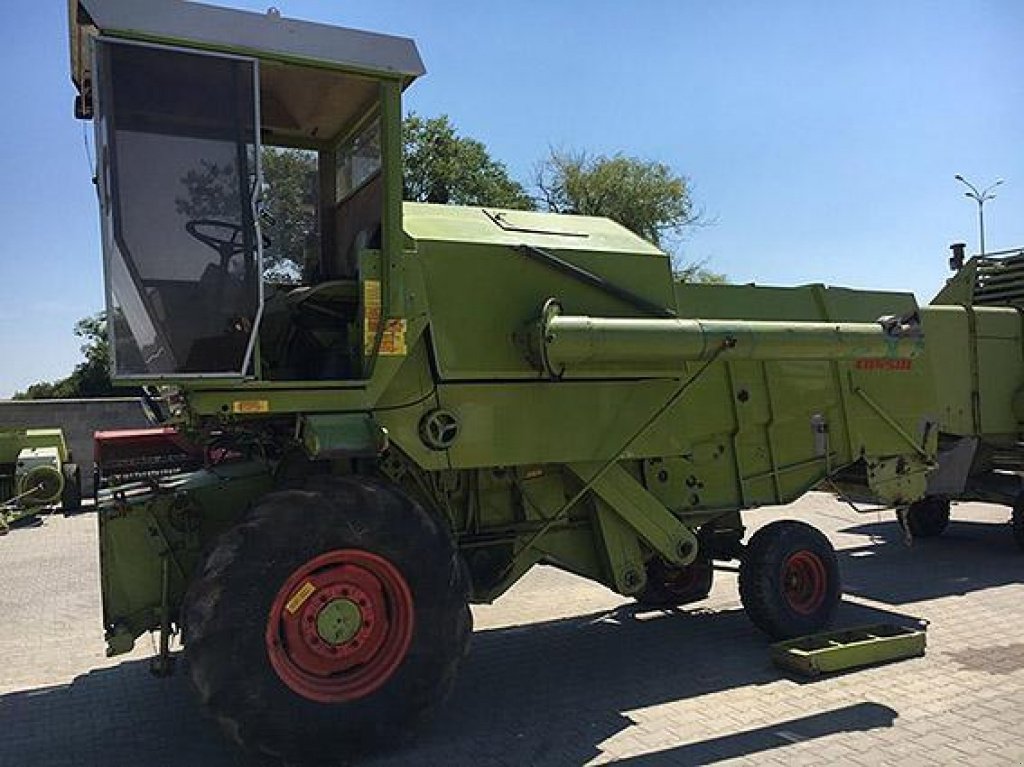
537,149,723,282
537,150,697,247
260,148,319,280
403,114,533,209
13,313,124,400
674,262,728,285
257,117,532,276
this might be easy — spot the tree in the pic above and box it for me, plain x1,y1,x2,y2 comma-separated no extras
536,149,723,282
257,115,535,276
14,313,123,400
674,261,727,284
403,114,533,209
256,116,534,275
261,148,319,280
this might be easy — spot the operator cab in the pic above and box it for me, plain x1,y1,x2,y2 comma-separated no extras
70,0,422,381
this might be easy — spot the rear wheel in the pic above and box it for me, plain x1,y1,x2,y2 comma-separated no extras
636,555,713,607
739,520,840,639
899,497,950,538
183,475,472,763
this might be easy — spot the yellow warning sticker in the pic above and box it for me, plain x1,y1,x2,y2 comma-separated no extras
379,318,408,356
285,581,316,615
232,399,270,414
364,280,382,356
363,279,407,357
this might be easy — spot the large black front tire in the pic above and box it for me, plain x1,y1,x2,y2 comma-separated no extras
739,520,840,639
183,475,472,763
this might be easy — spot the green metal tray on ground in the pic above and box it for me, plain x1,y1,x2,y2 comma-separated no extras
771,624,926,677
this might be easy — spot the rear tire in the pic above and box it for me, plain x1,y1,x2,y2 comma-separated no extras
739,520,840,639
899,497,950,538
636,555,713,607
183,475,472,763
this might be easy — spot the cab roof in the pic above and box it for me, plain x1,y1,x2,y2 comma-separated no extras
70,0,424,115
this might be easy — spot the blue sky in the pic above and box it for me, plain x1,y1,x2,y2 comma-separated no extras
1,0,1022,396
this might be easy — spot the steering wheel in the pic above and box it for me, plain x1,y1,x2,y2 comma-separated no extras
187,219,269,315
185,219,252,262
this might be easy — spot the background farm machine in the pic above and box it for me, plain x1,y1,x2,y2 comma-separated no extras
0,428,80,533
68,0,1024,761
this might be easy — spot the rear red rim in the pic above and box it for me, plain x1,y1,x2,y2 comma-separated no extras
782,550,828,615
265,549,414,703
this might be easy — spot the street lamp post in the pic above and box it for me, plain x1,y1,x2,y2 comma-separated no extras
954,174,1003,256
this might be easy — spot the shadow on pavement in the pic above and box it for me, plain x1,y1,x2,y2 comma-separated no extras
837,516,1022,606
615,702,897,765
0,598,912,767
0,659,255,767
377,600,911,766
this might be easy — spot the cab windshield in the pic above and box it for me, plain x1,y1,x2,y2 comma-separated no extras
97,41,261,376
95,39,389,381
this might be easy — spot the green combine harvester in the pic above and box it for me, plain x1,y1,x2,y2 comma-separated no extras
0,428,80,533
67,0,1024,761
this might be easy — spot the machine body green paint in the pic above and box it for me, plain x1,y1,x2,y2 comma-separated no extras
67,0,1024,682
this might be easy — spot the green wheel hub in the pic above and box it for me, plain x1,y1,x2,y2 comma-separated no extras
317,598,363,645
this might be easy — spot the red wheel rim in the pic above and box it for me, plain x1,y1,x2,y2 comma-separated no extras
782,551,828,615
265,549,414,703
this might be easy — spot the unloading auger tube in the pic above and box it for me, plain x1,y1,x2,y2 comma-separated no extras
524,299,923,378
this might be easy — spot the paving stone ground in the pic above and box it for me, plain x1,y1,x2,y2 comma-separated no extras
2,494,1023,766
